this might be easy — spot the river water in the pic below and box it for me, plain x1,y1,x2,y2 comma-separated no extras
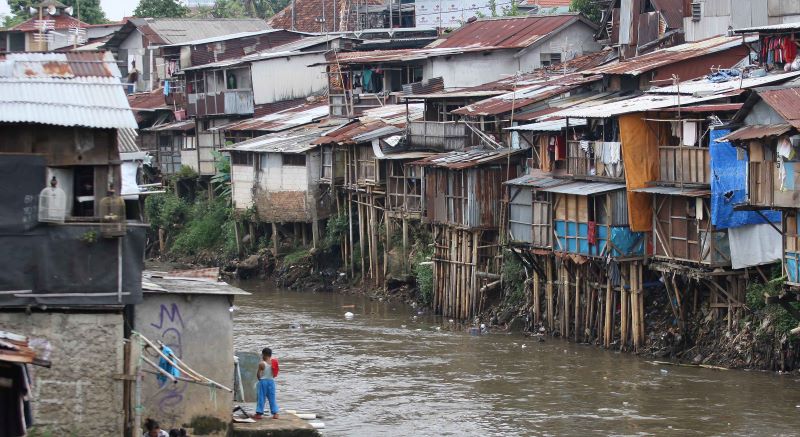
233,282,800,436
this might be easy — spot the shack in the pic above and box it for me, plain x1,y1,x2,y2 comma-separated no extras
411,148,526,319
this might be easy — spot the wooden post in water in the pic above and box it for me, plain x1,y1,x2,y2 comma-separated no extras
620,264,629,351
562,263,569,338
630,262,639,351
604,277,612,348
472,231,479,318
533,265,540,327
348,193,355,278
402,216,408,273
574,265,580,342
271,222,279,257
546,257,554,331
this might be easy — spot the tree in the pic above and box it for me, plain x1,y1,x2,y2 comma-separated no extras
209,0,247,18
4,0,106,27
133,0,189,18
570,0,602,24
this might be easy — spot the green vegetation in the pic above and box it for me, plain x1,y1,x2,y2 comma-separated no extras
746,273,799,339
322,213,349,250
282,247,310,265
174,165,199,181
134,0,189,18
410,225,434,305
145,191,237,259
570,0,602,23
210,151,231,198
502,251,527,305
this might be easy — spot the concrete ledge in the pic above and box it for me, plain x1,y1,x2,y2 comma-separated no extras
231,413,321,437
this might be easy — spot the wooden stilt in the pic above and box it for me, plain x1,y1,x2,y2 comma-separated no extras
546,257,554,331
402,216,408,273
348,193,355,278
533,266,540,327
562,263,570,338
620,266,629,351
574,265,580,342
604,277,612,348
271,222,279,257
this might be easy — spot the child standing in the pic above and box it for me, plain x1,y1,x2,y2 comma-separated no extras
254,347,279,420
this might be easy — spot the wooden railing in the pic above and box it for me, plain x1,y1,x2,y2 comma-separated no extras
658,146,710,185
329,93,398,118
566,141,624,181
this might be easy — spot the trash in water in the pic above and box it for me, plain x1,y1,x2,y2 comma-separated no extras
344,312,354,319
521,344,527,349
660,369,668,375
289,324,303,331
401,324,407,329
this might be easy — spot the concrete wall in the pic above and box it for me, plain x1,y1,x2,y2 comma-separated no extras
120,31,147,92
134,293,234,436
232,162,256,210
252,53,328,105
259,153,309,191
0,311,125,436
518,22,601,72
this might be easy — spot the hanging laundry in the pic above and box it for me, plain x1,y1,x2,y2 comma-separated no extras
362,69,373,93
587,221,597,245
777,137,794,160
682,121,698,146
553,135,566,161
670,121,681,138
157,345,181,386
163,80,170,96
601,142,621,164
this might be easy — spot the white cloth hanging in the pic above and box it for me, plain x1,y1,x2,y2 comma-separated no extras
682,121,698,146
602,142,621,164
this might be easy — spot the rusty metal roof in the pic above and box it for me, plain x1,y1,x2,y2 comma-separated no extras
142,120,195,132
660,103,743,113
11,12,87,32
538,180,626,195
222,103,328,132
314,104,424,145
429,14,594,49
631,186,710,197
504,171,568,188
757,87,800,129
127,88,168,111
587,36,748,76
547,90,743,119
451,73,600,116
0,51,136,129
716,124,794,142
649,70,800,95
409,147,526,169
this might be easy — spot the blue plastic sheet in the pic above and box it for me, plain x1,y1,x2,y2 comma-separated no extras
709,128,780,229
609,227,645,257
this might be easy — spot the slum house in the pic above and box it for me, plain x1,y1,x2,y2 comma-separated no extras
220,104,337,252
718,86,800,299
539,64,800,343
178,35,355,176
0,330,53,436
410,148,527,319
594,0,687,57
127,88,193,178
403,49,612,155
101,18,271,93
323,14,601,117
0,51,146,436
267,0,385,33
134,271,249,434
312,104,430,284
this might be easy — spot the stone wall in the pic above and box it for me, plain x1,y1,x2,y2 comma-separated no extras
0,311,125,436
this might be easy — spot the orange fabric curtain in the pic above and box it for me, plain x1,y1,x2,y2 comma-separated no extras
619,113,668,232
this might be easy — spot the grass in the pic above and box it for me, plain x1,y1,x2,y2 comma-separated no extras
282,247,310,265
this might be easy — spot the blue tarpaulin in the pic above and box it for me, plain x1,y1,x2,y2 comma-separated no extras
710,128,780,229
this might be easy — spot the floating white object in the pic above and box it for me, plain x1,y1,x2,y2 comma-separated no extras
344,312,354,319
309,421,325,429
296,413,317,420
285,409,297,414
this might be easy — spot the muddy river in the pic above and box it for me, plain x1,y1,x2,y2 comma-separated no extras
233,282,800,436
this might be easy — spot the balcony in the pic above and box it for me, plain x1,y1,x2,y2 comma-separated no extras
566,141,625,181
187,89,254,117
406,121,478,151
658,146,710,186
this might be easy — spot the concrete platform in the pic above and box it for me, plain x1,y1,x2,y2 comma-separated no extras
231,413,321,437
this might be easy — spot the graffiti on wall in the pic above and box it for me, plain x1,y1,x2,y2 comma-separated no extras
150,302,188,420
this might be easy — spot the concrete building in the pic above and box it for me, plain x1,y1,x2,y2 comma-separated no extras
136,272,249,435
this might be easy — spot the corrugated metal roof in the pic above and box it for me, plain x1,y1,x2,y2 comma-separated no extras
631,186,710,197
352,125,402,143
161,29,284,47
142,119,195,132
661,103,743,113
379,151,436,160
649,70,800,95
757,87,800,129
118,128,140,153
222,104,328,132
127,88,168,111
313,104,423,144
506,118,586,131
181,35,339,71
504,172,568,188
538,181,626,195
409,147,525,169
0,52,136,129
451,73,601,116
11,11,87,32
223,130,323,154
734,22,800,34
139,18,271,45
587,36,749,76
429,14,591,49
716,124,794,142
322,46,491,65
546,91,742,119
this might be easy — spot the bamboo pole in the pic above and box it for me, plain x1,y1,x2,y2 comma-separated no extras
546,257,554,331
574,265,580,343
348,193,355,278
638,262,645,344
562,263,569,338
533,267,540,327
630,262,639,351
472,231,479,318
620,267,629,351
604,277,612,348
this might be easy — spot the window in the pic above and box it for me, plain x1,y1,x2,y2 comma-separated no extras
321,147,333,179
182,135,196,151
540,53,562,67
282,154,306,166
691,2,701,21
231,152,254,166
